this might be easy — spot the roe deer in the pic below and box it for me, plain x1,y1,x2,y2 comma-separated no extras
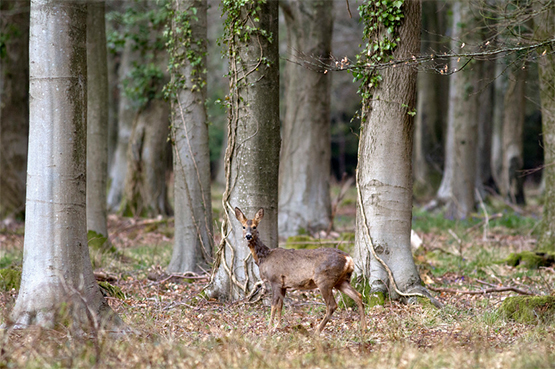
235,207,366,334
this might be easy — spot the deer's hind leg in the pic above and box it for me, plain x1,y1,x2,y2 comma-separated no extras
338,281,366,331
316,284,338,335
269,285,286,331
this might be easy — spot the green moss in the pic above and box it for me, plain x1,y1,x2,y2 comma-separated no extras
285,234,354,253
416,296,440,310
0,267,21,291
498,296,555,324
285,235,320,250
504,251,555,269
368,291,386,308
88,230,116,253
98,281,126,299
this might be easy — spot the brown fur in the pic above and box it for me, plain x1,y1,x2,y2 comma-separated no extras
235,207,366,334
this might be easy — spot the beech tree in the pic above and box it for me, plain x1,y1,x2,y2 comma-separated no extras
0,0,29,220
535,1,555,251
206,0,280,301
298,2,435,306
500,64,527,204
87,0,110,239
278,0,333,238
353,1,436,303
119,2,172,217
413,0,445,191
166,0,214,274
426,2,482,219
107,41,137,212
10,0,120,329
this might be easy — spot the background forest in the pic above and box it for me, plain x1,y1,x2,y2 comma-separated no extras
1,0,555,368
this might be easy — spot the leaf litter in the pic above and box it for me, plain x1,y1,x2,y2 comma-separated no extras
0,212,554,368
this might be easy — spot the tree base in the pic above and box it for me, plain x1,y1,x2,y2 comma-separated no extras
7,296,128,336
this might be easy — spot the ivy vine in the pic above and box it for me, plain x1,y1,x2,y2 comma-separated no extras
217,0,274,108
163,1,206,101
352,0,405,101
107,0,169,110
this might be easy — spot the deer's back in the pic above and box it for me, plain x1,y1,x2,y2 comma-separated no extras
259,247,355,290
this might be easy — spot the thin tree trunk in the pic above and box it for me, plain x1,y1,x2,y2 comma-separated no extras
122,96,172,217
278,0,333,238
354,1,428,300
167,0,213,274
491,55,508,192
10,0,120,329
87,0,109,238
501,65,527,204
535,2,555,251
206,1,280,301
476,60,494,198
414,0,443,191
0,0,29,220
429,2,480,219
107,41,136,212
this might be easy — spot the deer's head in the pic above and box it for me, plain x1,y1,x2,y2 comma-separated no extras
235,207,264,241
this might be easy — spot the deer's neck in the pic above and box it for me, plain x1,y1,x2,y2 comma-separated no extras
247,237,271,265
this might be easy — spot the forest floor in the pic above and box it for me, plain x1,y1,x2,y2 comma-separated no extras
1,189,555,368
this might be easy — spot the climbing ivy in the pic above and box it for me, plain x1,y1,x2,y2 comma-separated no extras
107,0,169,110
220,0,272,46
217,0,273,108
163,1,206,101
352,0,405,101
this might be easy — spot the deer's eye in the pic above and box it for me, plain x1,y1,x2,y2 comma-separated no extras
242,226,245,229
252,226,256,229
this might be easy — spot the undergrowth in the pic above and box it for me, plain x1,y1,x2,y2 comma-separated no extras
1,195,554,368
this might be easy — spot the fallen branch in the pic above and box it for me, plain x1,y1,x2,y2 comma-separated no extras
428,285,534,296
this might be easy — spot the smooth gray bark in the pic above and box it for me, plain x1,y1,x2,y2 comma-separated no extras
107,41,136,212
87,0,109,237
491,56,508,191
206,1,280,301
535,2,555,251
122,96,172,217
354,1,425,298
167,0,213,274
278,0,333,237
10,0,119,329
414,0,444,190
501,65,526,204
476,60,494,198
0,0,29,220
429,2,480,219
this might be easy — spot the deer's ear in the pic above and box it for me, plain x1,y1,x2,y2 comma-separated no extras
255,208,264,222
235,207,247,224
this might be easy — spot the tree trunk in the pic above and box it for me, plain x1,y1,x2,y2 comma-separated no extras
429,2,480,219
122,96,172,217
167,0,213,274
87,0,109,238
107,41,136,212
206,1,280,301
354,1,427,300
535,2,555,251
491,55,508,193
501,65,527,204
414,0,443,192
10,0,119,330
278,0,333,238
475,60,494,198
0,0,29,220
